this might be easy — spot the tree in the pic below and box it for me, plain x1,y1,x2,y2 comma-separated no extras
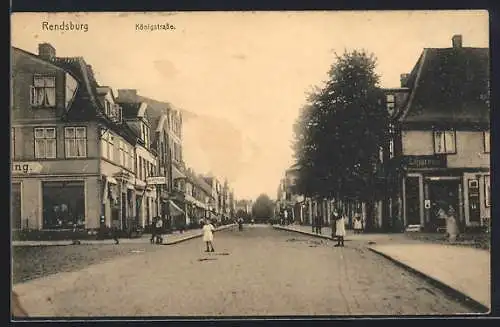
251,194,275,222
293,50,388,231
235,209,250,221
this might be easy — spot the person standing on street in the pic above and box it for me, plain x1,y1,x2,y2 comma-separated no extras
111,220,120,245
155,216,164,244
334,210,346,247
202,219,216,252
353,213,363,234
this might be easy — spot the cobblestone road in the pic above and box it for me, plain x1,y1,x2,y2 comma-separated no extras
14,225,473,317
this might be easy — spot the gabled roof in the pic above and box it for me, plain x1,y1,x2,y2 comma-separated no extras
13,46,139,144
398,46,489,126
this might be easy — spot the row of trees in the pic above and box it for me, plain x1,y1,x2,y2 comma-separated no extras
292,50,389,231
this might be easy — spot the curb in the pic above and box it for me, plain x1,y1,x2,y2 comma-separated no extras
163,224,236,245
273,225,338,241
12,225,237,247
368,247,490,314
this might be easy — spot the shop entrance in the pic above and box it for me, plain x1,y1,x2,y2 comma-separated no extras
428,179,460,231
11,182,22,230
405,176,421,225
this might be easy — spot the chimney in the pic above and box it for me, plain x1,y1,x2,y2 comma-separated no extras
452,34,463,48
38,43,56,60
400,73,410,87
117,89,138,102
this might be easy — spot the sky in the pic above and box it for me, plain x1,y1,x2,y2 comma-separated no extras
11,10,489,201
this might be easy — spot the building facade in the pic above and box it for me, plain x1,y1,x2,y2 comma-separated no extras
386,35,490,231
11,43,139,232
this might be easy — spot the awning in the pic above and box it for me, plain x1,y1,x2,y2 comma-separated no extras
127,184,135,190
169,200,185,216
107,176,118,185
172,165,186,180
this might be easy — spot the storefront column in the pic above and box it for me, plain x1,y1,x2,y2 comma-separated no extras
458,182,464,227
402,176,407,226
418,175,425,226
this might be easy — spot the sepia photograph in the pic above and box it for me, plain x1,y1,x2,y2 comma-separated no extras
10,10,490,318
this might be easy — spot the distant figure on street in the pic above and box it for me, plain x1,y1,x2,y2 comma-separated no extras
315,214,322,234
203,219,216,252
334,210,346,247
441,204,458,242
353,214,363,234
238,217,244,231
155,216,164,244
330,211,338,239
111,220,120,245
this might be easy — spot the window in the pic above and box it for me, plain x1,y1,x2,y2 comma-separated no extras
119,141,125,166
485,175,490,207
433,130,456,154
65,127,87,158
108,135,114,161
389,139,394,159
34,127,56,159
30,75,56,107
129,147,134,171
386,94,395,114
484,131,490,153
139,158,143,180
123,146,129,169
104,101,111,116
11,128,15,158
101,133,108,158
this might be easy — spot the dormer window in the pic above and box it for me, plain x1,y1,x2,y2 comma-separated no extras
386,94,395,115
141,121,150,148
30,75,56,107
104,101,111,116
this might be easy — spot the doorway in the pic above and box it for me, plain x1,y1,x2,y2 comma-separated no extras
11,183,22,230
405,176,421,225
428,180,459,231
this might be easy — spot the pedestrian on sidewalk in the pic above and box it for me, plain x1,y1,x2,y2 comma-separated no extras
353,213,363,234
315,214,323,234
444,205,458,242
150,217,158,244
331,210,339,239
334,210,346,247
202,219,216,252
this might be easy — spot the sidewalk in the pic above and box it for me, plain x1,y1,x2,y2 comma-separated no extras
12,224,236,247
273,224,414,244
274,224,491,312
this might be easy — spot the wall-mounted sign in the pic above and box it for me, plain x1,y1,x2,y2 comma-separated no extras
403,155,447,169
146,176,167,185
12,162,43,174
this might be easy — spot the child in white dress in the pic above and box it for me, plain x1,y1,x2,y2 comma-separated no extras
202,220,216,252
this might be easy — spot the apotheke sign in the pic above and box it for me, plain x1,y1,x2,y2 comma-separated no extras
12,162,43,174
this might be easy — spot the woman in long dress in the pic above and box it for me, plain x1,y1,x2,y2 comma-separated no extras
334,211,346,247
202,220,216,252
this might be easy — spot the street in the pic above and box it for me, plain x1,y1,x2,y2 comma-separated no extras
13,225,473,317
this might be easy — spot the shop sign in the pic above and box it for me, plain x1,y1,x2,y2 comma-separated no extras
403,155,447,169
146,176,166,185
12,161,43,174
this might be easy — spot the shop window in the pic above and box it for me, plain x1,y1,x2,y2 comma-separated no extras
65,127,87,158
42,181,85,229
433,130,456,154
484,131,490,153
485,175,491,207
34,127,56,159
30,75,56,107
